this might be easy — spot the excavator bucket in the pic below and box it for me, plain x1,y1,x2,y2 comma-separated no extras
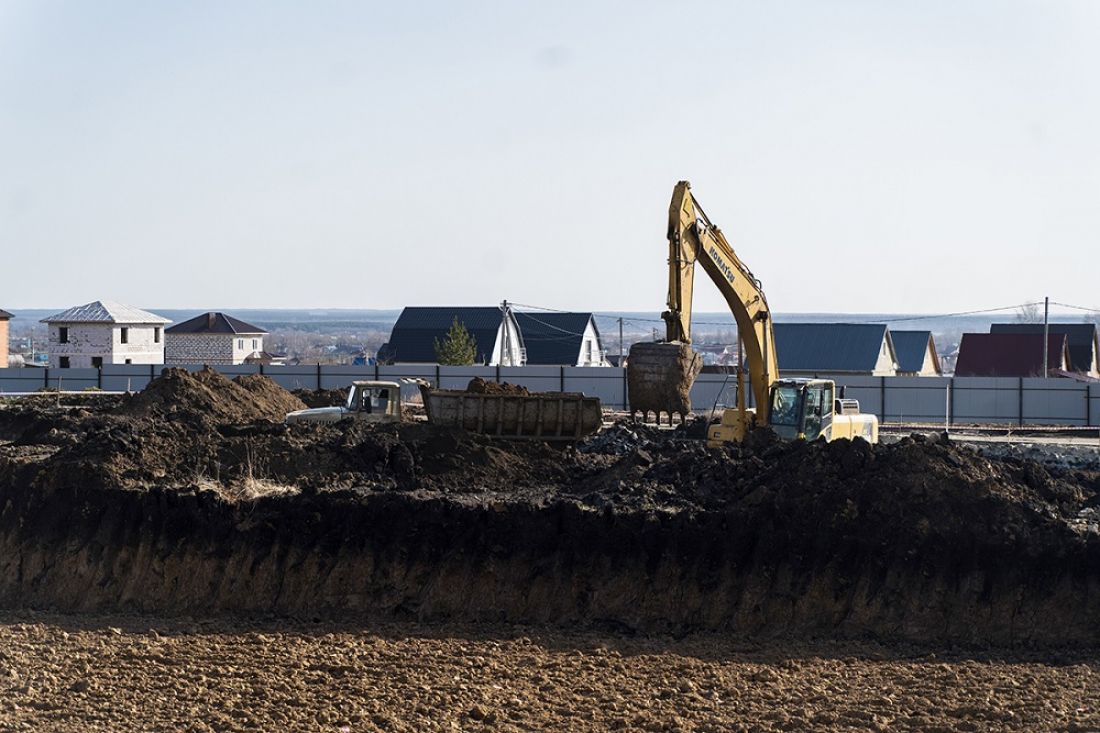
627,342,703,423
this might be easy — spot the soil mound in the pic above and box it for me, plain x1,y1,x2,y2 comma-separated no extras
293,387,349,408
465,377,529,396
119,368,305,426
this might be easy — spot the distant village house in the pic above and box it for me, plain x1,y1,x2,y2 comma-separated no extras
772,323,899,377
165,312,282,366
988,323,1099,378
954,333,1070,377
377,307,526,366
890,330,942,376
377,306,610,367
42,301,170,368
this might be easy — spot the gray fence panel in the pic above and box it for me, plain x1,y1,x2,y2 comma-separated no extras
880,376,951,423
829,376,883,419
100,364,161,392
1091,384,1100,427
215,365,263,380
0,369,53,393
46,368,99,391
260,366,328,392
443,366,506,390
951,377,1020,424
1022,378,1088,426
690,373,739,414
562,367,626,407
498,366,568,395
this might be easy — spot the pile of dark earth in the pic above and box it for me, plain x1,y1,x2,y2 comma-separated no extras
1,368,1098,643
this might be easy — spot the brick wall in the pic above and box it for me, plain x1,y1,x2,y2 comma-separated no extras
165,334,236,365
48,323,165,368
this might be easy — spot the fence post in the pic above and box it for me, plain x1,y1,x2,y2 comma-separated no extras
560,366,565,392
259,363,264,376
880,376,886,422
495,365,501,384
375,362,379,381
97,368,102,390
43,368,48,389
1018,377,1025,426
435,364,441,388
622,366,628,410
317,363,322,391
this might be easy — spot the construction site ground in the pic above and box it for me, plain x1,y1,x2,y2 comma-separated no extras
2,369,1099,730
3,613,1098,733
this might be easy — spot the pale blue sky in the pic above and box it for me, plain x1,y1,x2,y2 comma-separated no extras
1,1,1097,313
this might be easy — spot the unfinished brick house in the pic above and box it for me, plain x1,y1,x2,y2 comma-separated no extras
164,312,271,366
42,301,170,368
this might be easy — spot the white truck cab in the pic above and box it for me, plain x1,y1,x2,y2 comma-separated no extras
285,381,403,425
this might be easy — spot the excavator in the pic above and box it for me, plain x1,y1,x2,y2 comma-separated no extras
627,181,878,447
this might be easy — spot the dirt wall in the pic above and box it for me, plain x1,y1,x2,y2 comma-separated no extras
2,477,1097,646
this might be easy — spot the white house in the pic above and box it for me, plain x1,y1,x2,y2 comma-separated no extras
165,312,274,366
42,301,170,368
377,306,527,365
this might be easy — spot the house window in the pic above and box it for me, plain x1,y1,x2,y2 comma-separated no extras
59,327,69,344
120,327,129,344
92,356,103,368
154,327,161,343
59,356,70,368
238,339,244,349
252,339,258,350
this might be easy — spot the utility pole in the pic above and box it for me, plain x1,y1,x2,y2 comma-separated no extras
618,317,623,364
1043,296,1050,378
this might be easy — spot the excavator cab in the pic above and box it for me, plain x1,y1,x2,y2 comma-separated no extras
763,379,877,443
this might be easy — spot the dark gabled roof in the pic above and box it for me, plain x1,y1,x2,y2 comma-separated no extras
377,307,505,364
989,323,1098,373
166,312,267,335
955,333,1069,377
0,309,12,320
514,312,597,365
891,330,938,374
773,323,892,373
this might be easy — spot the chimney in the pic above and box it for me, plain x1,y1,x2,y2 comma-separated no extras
207,312,216,330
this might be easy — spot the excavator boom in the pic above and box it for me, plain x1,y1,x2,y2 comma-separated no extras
629,181,778,431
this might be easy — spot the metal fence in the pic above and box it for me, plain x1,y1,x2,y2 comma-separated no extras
1,365,1097,427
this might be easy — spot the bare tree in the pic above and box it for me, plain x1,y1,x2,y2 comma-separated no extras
1015,302,1043,323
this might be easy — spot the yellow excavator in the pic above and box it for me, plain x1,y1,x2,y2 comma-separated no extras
627,181,878,447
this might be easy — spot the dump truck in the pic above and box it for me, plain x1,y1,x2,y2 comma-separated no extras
628,181,879,447
285,379,603,441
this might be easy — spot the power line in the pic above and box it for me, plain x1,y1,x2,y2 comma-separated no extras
849,302,1045,324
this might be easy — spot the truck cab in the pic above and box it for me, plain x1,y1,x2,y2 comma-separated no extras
766,378,878,443
285,381,403,425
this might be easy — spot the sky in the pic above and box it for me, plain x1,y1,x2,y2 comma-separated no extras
1,1,1098,314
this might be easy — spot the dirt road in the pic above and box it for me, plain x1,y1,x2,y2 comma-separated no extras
2,613,1097,732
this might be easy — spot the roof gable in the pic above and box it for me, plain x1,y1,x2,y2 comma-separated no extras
891,330,938,373
0,309,12,320
41,300,170,325
989,323,1098,372
166,312,267,335
773,323,892,373
378,307,505,363
955,333,1069,377
514,312,597,365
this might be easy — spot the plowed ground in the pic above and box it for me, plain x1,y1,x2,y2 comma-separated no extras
1,613,1097,733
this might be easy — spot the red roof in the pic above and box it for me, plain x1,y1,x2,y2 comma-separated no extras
954,333,1070,377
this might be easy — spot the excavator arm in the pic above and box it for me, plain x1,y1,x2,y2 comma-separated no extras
627,180,778,432
661,181,778,420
